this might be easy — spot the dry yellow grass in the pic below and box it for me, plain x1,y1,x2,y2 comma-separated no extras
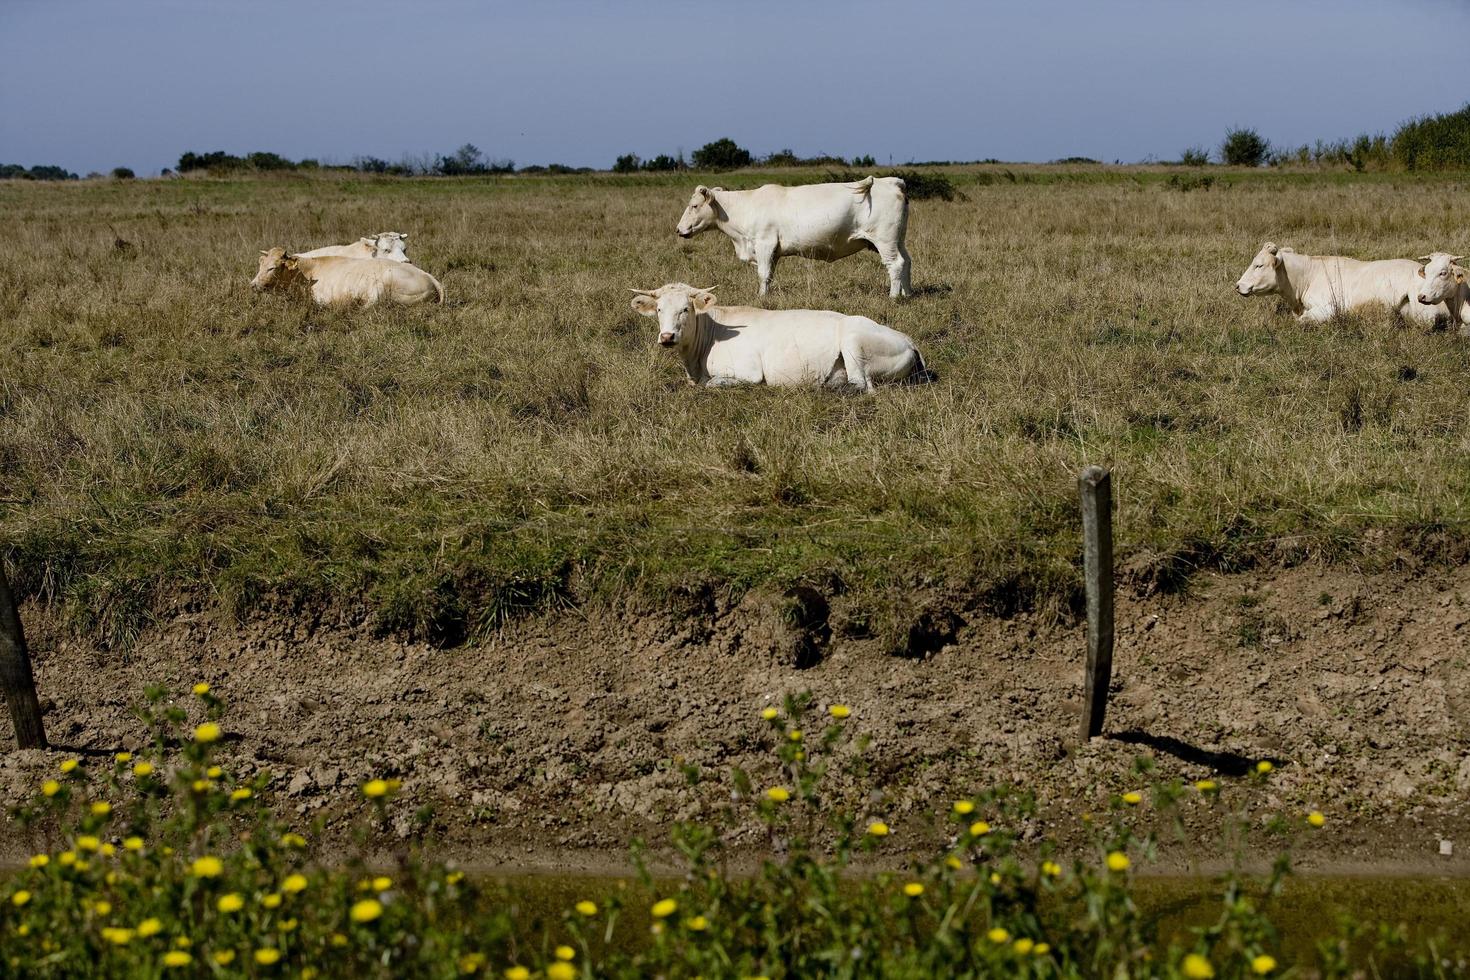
3,167,1469,647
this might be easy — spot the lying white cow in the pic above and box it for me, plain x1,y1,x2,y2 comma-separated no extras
296,232,410,262
1234,242,1448,327
1417,252,1470,329
630,282,934,391
251,247,443,306
676,177,912,298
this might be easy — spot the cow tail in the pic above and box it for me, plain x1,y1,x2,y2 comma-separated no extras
433,274,445,304
850,174,875,198
902,349,938,386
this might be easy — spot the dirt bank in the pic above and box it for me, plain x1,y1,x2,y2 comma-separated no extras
3,563,1468,875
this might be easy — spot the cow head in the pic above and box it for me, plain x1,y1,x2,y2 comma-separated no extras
1235,242,1287,297
1416,252,1466,305
630,283,718,346
371,232,410,263
676,186,722,239
251,247,305,291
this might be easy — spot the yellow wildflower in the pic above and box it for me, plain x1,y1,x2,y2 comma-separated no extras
1014,938,1035,955
192,683,210,696
17,924,29,936
214,951,236,965
123,837,143,852
206,766,223,779
28,854,48,868
282,874,308,894
685,915,708,931
1183,953,1215,979
350,899,383,923
969,821,991,837
191,856,223,878
114,752,132,763
137,918,162,938
254,948,281,965
11,891,31,907
1194,779,1217,793
446,871,465,885
42,780,60,797
174,937,191,948
261,893,282,909
990,872,1002,885
575,900,598,916
60,759,79,774
217,894,244,913
133,762,154,777
372,876,392,892
945,855,964,870
987,927,1010,943
1041,861,1062,877
547,964,575,980
163,951,191,968
330,933,348,947
281,832,307,848
829,704,851,719
191,780,210,793
77,835,100,852
765,787,790,803
58,851,76,866
903,882,924,897
867,821,890,837
1255,760,1273,774
230,788,252,802
92,901,113,916
1034,943,1051,956
651,898,678,918
1307,811,1325,828
953,800,975,815
100,843,116,857
1106,851,1130,872
193,723,221,743
1121,791,1142,805
101,927,135,946
459,953,487,974
362,779,390,798
787,730,802,742
504,968,530,980
760,707,778,720
278,918,297,933
554,945,576,961
1252,955,1278,975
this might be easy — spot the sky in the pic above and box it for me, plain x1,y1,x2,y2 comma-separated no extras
3,0,1468,176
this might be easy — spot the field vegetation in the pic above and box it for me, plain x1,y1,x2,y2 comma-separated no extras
4,166,1470,647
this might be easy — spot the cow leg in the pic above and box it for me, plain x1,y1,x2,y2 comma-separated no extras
755,243,778,295
1298,304,1335,324
876,242,912,299
838,338,874,393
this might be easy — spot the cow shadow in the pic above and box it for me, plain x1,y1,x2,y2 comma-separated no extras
1107,730,1278,778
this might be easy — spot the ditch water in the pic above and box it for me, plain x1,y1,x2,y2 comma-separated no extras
481,872,1470,962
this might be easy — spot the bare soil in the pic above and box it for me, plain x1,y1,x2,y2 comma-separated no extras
3,562,1468,876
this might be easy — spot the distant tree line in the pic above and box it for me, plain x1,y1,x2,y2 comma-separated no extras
1182,103,1470,171
0,163,80,180
614,138,878,173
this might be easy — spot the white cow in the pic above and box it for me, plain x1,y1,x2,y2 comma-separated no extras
1234,242,1448,327
675,177,912,298
630,282,934,391
296,232,410,262
251,247,443,306
1416,252,1470,329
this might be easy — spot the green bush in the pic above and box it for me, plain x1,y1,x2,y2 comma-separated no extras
1220,128,1270,167
1179,147,1210,167
1392,103,1470,171
109,167,135,180
612,154,640,173
691,138,752,170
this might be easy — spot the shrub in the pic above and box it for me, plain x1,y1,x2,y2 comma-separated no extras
825,168,958,202
0,164,80,180
613,153,641,173
691,137,751,170
642,153,684,172
852,154,876,168
246,152,293,171
1220,128,1270,167
1179,146,1210,167
109,167,135,180
177,151,244,173
1392,103,1470,171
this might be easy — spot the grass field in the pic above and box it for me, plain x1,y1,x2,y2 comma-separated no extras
4,166,1470,647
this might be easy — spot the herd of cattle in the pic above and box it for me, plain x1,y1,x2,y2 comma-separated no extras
249,176,1470,392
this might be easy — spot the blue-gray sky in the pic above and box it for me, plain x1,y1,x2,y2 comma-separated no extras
3,0,1467,176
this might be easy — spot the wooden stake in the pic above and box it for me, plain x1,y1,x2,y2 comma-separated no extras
1079,465,1114,741
0,566,47,750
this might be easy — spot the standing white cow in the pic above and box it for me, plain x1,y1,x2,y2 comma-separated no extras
296,232,411,262
251,248,443,306
630,282,934,391
675,177,912,298
1416,252,1470,329
1234,242,1448,327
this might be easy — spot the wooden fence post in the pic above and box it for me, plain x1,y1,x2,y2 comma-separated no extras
0,565,47,750
1079,465,1114,741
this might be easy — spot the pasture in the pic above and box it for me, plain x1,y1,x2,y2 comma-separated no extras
4,168,1470,857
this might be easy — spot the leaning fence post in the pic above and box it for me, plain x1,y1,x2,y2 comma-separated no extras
1078,465,1114,741
0,565,47,750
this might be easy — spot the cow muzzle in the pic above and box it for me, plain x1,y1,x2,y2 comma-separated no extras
1419,295,1435,305
658,333,676,346
677,230,693,239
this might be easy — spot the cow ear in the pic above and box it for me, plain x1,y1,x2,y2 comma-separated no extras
631,294,658,316
1417,267,1426,278
694,184,708,198
692,289,717,313
1263,242,1279,255
710,186,724,194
